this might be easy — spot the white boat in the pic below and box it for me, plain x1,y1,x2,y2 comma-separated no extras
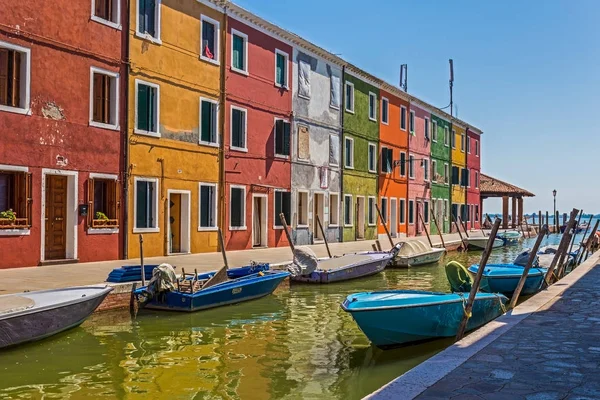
0,286,112,350
467,236,504,250
391,240,446,267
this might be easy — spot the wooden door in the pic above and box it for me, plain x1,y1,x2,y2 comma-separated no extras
45,175,67,260
169,193,181,253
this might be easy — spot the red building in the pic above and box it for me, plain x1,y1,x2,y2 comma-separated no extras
0,0,126,268
466,127,482,230
223,9,293,250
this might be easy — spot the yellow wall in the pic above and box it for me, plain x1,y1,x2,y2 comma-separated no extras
127,1,223,258
451,125,467,204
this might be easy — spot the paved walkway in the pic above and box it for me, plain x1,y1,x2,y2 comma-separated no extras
367,250,600,400
0,232,470,295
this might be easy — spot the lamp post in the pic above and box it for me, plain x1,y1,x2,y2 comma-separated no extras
553,189,557,229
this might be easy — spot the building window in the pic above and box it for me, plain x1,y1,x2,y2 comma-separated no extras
400,106,407,130
452,166,459,185
297,191,309,226
409,110,415,134
135,79,159,136
90,67,119,130
200,15,219,63
475,204,480,222
467,136,471,154
297,125,310,161
329,193,340,226
367,197,376,226
424,201,430,223
432,159,437,182
230,186,246,229
408,200,414,224
408,154,415,179
461,133,465,152
475,171,479,188
88,177,119,229
344,137,354,169
400,152,406,176
0,170,32,230
275,49,289,88
0,43,30,114
344,195,353,226
444,127,450,146
444,163,449,185
230,106,247,151
199,183,217,230
92,0,121,27
137,0,160,42
134,178,158,232
466,169,471,187
329,134,340,166
460,168,468,187
200,97,218,145
368,143,377,173
423,158,429,181
298,59,311,99
274,190,291,228
424,118,430,140
444,199,449,221
330,74,341,109
345,81,354,113
274,119,291,157
368,91,377,121
475,140,479,156
399,198,406,224
452,204,458,222
381,147,393,174
432,120,438,142
380,198,388,224
381,97,389,124
231,29,248,73
451,129,456,148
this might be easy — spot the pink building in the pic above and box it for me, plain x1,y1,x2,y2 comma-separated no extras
407,102,432,237
466,128,482,230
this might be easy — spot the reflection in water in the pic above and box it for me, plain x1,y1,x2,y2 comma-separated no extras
0,234,568,400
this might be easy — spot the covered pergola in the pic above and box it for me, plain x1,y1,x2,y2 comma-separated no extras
480,173,535,229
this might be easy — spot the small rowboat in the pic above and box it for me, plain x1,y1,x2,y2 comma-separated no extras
496,231,522,246
341,290,507,348
466,236,504,251
388,240,445,267
467,263,545,295
0,286,113,350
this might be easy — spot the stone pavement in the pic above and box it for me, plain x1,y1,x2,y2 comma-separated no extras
367,251,600,400
0,232,469,295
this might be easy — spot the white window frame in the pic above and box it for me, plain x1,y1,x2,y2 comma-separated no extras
135,0,162,44
200,15,220,65
409,110,415,134
381,97,389,125
424,117,430,139
199,97,219,147
273,189,291,229
399,151,407,177
444,199,449,221
229,184,247,231
461,133,466,152
466,168,471,188
408,200,415,225
344,137,354,169
424,201,430,223
274,117,290,158
344,194,353,227
467,136,471,154
408,154,415,179
329,192,340,227
368,196,377,226
91,0,122,29
230,28,248,74
379,197,388,227
89,66,120,131
399,198,406,224
0,41,31,116
475,140,480,156
452,129,456,149
432,159,437,182
274,48,289,89
423,158,430,181
444,126,450,147
134,78,160,137
475,171,479,188
345,81,355,113
133,177,159,233
368,142,377,173
368,91,377,122
432,120,438,142
400,105,407,131
230,105,248,152
444,163,449,185
198,182,218,231
329,134,340,167
296,189,309,228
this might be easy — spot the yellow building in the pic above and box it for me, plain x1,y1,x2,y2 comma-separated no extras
127,0,224,257
451,122,467,220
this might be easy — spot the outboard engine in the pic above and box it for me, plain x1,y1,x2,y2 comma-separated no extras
513,250,539,268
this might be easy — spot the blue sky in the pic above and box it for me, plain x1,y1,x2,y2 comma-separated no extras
235,0,600,214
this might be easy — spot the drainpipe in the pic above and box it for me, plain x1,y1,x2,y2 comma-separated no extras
339,65,345,242
218,7,228,248
122,0,131,259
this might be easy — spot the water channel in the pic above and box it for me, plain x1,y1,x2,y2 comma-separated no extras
0,234,570,399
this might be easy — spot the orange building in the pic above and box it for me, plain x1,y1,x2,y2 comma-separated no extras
378,84,410,239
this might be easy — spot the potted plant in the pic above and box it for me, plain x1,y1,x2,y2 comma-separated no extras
95,211,109,227
0,209,16,228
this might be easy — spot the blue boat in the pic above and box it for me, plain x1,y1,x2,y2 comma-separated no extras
467,264,545,295
134,269,289,312
341,290,507,348
107,263,269,283
496,231,522,246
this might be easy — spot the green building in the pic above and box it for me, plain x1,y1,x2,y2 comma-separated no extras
430,113,452,234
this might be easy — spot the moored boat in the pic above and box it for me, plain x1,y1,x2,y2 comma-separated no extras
466,236,504,251
496,230,522,246
389,240,445,267
0,286,113,350
467,263,545,295
341,290,507,348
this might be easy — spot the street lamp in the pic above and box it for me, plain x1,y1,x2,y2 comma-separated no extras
553,189,557,227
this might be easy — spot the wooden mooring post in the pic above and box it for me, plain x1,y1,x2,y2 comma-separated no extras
538,210,542,231
452,214,468,252
567,210,584,259
457,216,470,238
456,218,502,341
315,215,332,258
418,211,433,248
555,210,560,234
510,224,548,308
546,211,549,231
575,217,594,265
375,203,395,248
139,234,146,286
217,228,229,269
578,219,599,265
430,208,446,249
543,208,578,287
279,213,295,252
524,216,532,238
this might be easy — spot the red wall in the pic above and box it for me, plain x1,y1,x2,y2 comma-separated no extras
467,130,481,229
224,17,292,250
0,0,126,268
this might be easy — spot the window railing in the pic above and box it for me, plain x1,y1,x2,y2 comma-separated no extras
0,217,29,229
91,218,119,228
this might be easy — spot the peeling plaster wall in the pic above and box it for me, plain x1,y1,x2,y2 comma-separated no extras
291,49,342,245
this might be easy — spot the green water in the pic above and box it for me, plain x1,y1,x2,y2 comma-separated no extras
0,235,569,400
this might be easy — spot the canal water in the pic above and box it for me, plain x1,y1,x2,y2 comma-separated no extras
0,234,572,400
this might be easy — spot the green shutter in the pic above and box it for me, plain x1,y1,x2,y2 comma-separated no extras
136,181,148,228
276,53,285,86
231,188,242,227
232,109,244,148
283,121,290,156
137,84,149,132
201,101,212,142
233,35,244,70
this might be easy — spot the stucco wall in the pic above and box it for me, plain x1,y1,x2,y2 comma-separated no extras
407,104,431,237
291,49,342,245
430,114,452,234
467,130,482,229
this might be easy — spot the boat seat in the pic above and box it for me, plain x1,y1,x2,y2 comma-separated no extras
0,295,35,315
178,279,203,293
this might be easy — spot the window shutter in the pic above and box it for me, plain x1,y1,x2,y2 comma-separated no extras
400,153,406,175
114,180,120,222
93,74,103,123
146,0,156,37
88,178,95,226
137,84,149,131
147,86,155,132
298,125,309,160
25,172,32,227
102,75,110,124
0,49,8,105
283,121,290,156
232,35,243,69
201,101,212,142
274,119,283,154
9,51,20,108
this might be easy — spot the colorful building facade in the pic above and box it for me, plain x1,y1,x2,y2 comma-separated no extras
407,102,432,237
430,113,452,234
223,9,293,250
0,0,126,268
342,69,380,242
450,122,467,228
378,85,409,239
466,127,482,229
126,0,222,258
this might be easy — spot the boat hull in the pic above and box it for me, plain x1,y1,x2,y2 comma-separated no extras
391,248,445,267
468,264,545,295
467,237,504,250
0,287,112,350
142,271,289,312
342,291,506,348
290,253,391,284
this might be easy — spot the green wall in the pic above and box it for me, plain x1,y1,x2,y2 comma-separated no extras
430,114,452,234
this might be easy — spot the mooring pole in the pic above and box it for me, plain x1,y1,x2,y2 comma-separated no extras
316,214,332,258
579,220,599,265
452,214,468,251
509,224,548,308
430,208,446,248
375,203,395,248
279,213,295,252
543,208,578,287
139,234,146,286
575,216,593,265
418,211,433,247
217,228,229,269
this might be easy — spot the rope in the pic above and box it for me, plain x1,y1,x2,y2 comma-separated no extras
495,293,507,314
458,292,472,318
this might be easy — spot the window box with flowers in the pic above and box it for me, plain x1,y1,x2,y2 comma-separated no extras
0,170,32,234
88,176,120,233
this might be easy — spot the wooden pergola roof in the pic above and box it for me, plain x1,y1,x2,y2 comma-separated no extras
480,173,535,198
